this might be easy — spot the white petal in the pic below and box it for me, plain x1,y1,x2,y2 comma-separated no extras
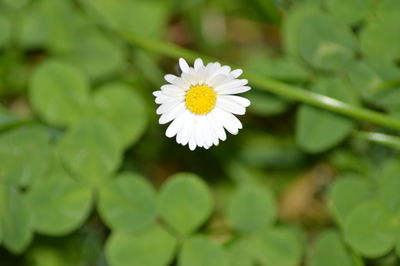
205,117,217,147
177,113,195,145
204,63,222,82
194,58,204,70
179,58,190,73
180,72,196,87
165,110,189,138
195,67,207,85
176,123,188,144
194,117,206,147
218,86,251,95
219,65,231,75
214,108,242,135
156,100,182,115
215,80,244,91
198,116,213,147
161,85,185,96
230,69,243,78
155,93,183,104
216,97,246,115
159,103,185,124
190,68,203,85
223,95,251,107
207,74,231,87
166,76,188,89
209,111,227,141
213,137,219,146
203,117,217,146
189,134,197,150
164,74,178,84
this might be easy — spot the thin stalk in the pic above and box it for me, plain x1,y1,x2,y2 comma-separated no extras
247,73,400,131
353,131,400,150
370,78,400,93
120,33,400,131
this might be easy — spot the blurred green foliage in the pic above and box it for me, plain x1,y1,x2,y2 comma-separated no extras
1,0,400,265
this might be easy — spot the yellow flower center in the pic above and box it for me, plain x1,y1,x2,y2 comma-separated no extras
185,84,217,115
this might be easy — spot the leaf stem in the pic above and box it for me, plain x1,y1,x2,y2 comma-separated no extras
352,131,400,149
120,33,400,131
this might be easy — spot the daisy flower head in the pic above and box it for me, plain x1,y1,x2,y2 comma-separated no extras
153,58,251,150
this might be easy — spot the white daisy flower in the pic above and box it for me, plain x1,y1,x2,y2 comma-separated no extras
153,58,251,150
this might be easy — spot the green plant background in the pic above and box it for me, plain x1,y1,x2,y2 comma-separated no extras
1,0,400,265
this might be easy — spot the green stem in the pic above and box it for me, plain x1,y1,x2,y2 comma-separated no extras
121,33,400,131
369,77,400,93
247,74,400,130
352,131,400,149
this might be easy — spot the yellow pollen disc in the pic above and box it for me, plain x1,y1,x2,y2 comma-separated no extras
185,84,217,115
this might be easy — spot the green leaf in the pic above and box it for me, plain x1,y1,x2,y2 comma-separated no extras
0,15,10,48
2,0,30,9
228,238,254,266
360,17,400,63
301,0,325,5
220,0,280,24
377,160,400,216
179,235,228,266
329,150,372,175
37,0,81,52
310,230,359,266
296,78,355,153
0,126,51,187
58,118,122,187
326,0,374,25
17,0,81,50
93,83,148,148
16,4,47,48
82,0,169,39
344,201,396,258
284,5,313,58
239,56,302,116
133,50,164,85
158,173,213,236
377,0,400,23
98,173,157,232
389,107,400,118
26,233,104,266
26,246,73,266
247,90,290,116
0,108,22,131
0,184,32,253
106,225,176,266
347,60,400,109
25,173,92,236
255,226,303,266
29,60,90,127
64,30,125,80
227,185,276,233
239,133,305,168
284,6,356,71
328,174,373,226
258,0,281,23
243,55,310,82
396,237,400,258
1,56,31,94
